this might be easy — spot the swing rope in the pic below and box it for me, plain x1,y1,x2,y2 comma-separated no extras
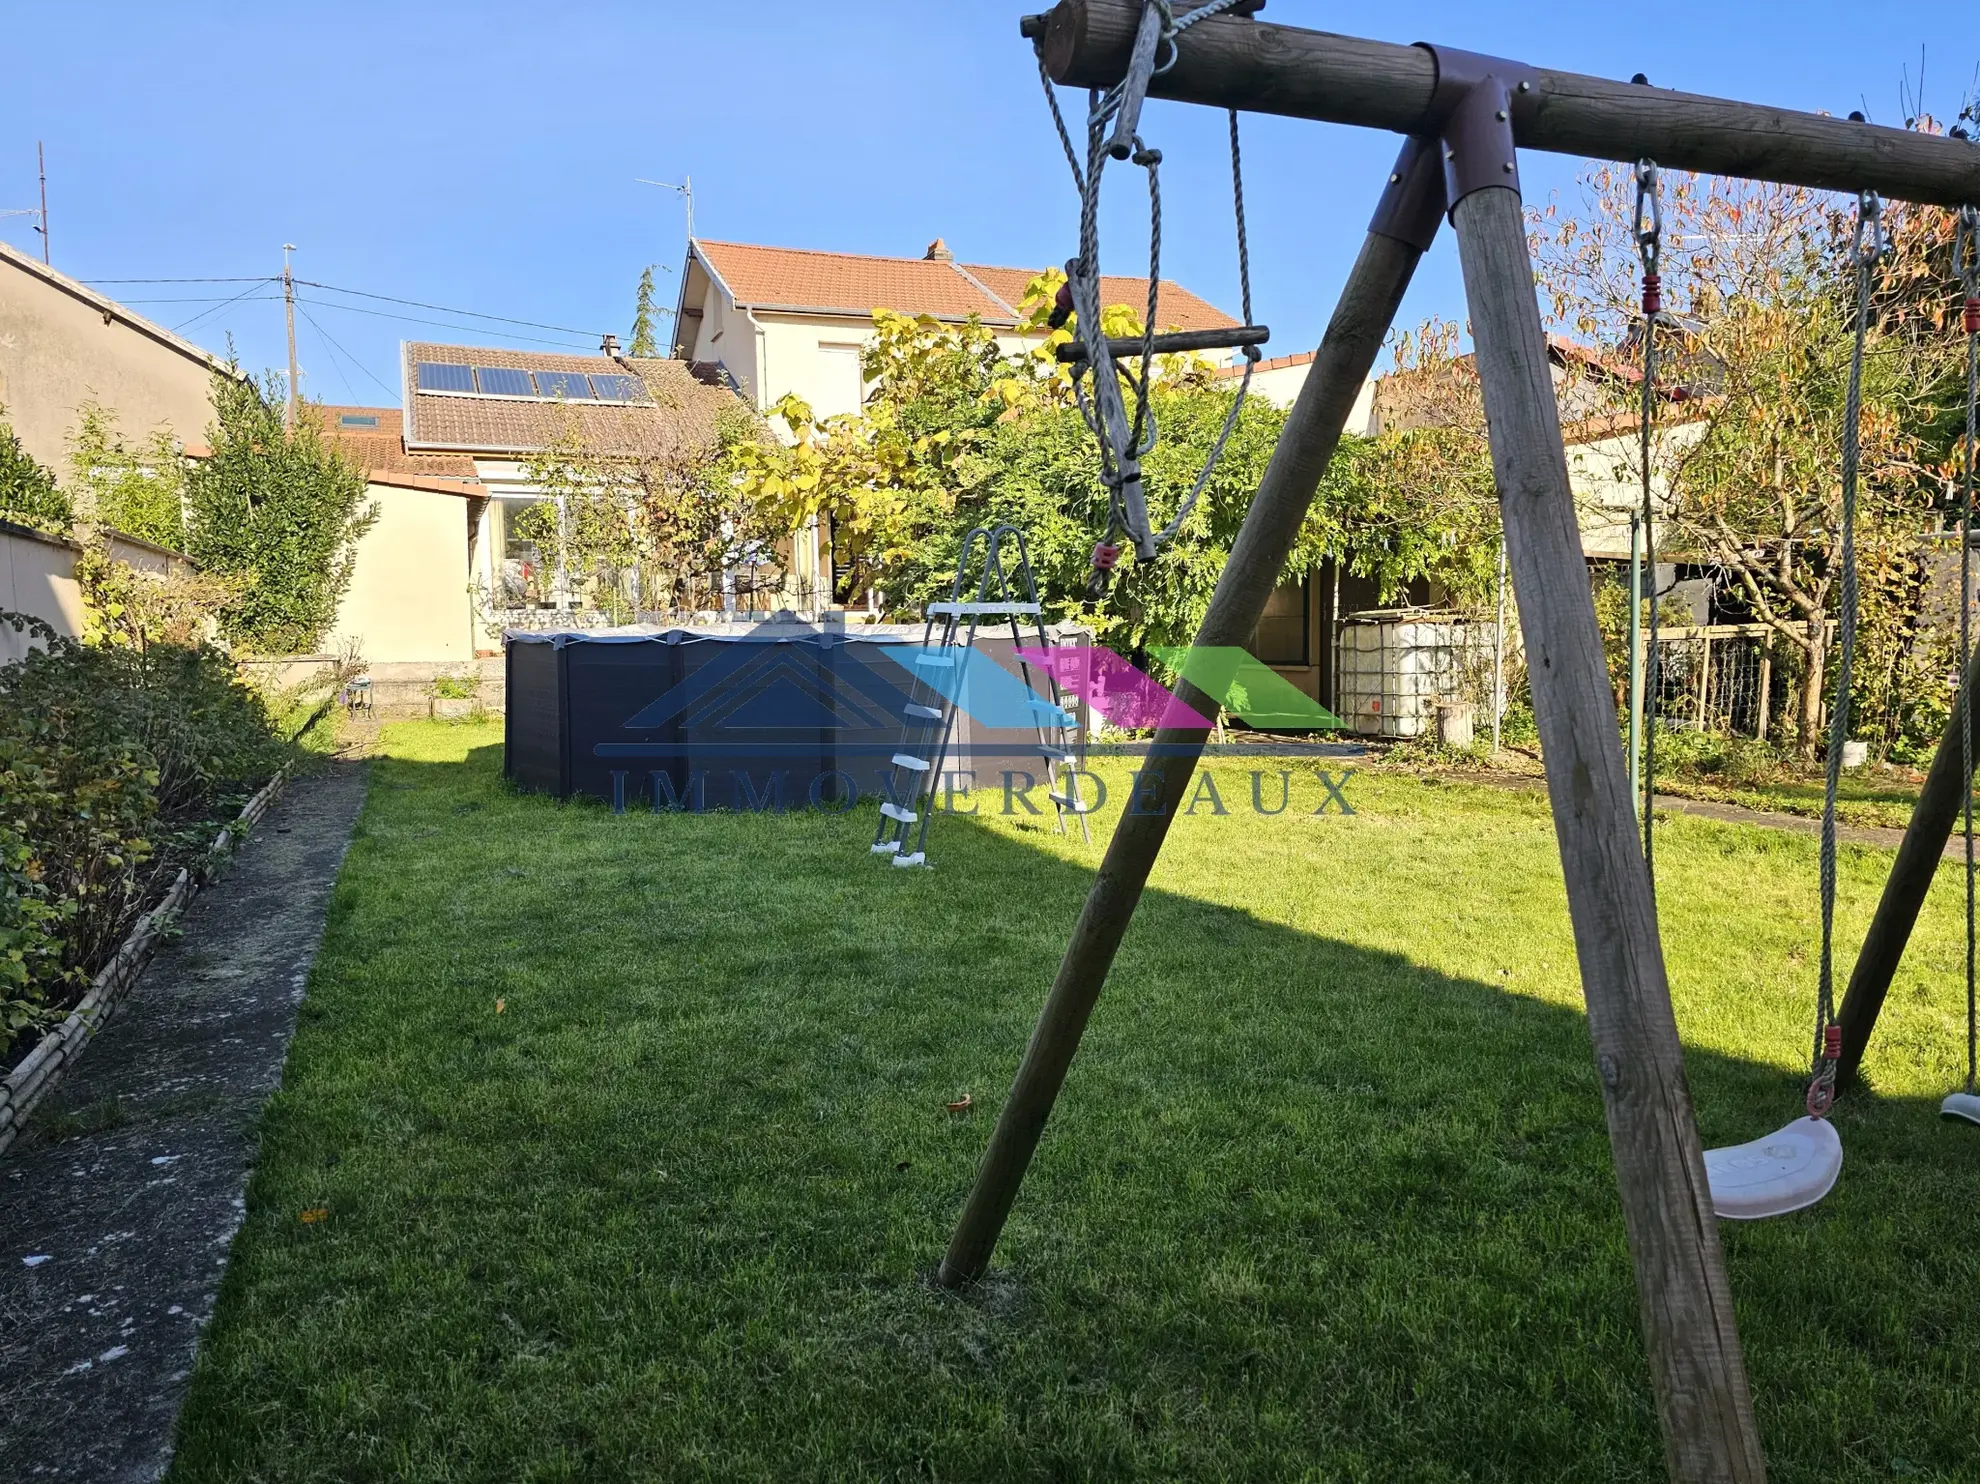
1634,159,1664,892
1956,202,1980,1098
1808,189,1886,1119
1031,0,1261,587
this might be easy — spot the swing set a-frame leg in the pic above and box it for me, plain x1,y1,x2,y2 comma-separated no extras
937,137,1446,1287
1450,176,1765,1483
1835,635,1980,1090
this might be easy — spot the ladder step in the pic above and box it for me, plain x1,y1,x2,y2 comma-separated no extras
1048,792,1094,814
1028,699,1076,723
913,654,956,669
892,754,931,772
926,601,1043,616
892,851,927,868
1039,745,1071,761
870,840,901,855
904,703,943,721
880,802,918,824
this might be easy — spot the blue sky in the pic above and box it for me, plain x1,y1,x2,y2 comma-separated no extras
2,1,1973,411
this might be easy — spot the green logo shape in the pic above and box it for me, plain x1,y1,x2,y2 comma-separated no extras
1149,646,1345,730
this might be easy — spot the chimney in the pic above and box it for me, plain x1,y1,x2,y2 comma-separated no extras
600,332,621,356
924,238,953,262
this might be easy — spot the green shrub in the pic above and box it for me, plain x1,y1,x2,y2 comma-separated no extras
0,411,70,535
0,618,291,1057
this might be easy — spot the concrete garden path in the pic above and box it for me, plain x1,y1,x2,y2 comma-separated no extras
0,762,367,1483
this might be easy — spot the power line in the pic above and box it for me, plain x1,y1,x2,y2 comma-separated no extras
295,304,355,406
292,299,401,403
294,278,606,339
83,275,278,285
292,293,595,349
173,279,280,335
119,294,284,305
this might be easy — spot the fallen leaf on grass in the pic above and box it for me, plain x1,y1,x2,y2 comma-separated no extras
299,1207,329,1224
495,999,505,1014
946,1094,972,1112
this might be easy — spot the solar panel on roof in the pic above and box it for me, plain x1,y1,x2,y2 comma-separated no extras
474,366,534,397
534,371,596,400
591,373,644,403
416,362,474,393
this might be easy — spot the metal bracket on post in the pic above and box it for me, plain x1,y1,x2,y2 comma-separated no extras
1367,135,1449,252
1414,43,1539,212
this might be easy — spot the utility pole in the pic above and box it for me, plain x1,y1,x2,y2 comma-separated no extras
36,142,49,264
282,243,299,432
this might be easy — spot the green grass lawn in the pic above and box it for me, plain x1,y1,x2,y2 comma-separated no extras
169,722,1980,1482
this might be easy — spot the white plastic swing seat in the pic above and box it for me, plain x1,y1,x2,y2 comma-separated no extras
1703,1117,1843,1220
1940,1091,1980,1126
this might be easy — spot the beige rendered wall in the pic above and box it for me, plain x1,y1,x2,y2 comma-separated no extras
685,280,761,407
329,481,473,664
0,523,83,664
1567,421,1702,559
0,251,219,473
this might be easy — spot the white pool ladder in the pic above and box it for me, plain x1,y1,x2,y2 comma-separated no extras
871,524,1091,867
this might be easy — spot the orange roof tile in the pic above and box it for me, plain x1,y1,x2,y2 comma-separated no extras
400,345,744,457
1213,350,1313,379
310,406,486,496
697,241,1010,321
689,239,1239,333
962,263,1239,334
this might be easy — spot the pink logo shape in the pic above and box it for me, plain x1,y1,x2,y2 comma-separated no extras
1018,646,1213,730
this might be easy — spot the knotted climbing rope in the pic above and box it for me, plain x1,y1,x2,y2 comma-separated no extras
1033,0,1266,596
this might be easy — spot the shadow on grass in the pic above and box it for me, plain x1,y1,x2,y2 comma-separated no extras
167,737,1980,1484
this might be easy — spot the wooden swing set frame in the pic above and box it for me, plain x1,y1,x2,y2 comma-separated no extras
937,5,1980,1481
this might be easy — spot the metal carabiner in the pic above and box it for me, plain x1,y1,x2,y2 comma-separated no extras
1853,189,1888,269
1633,159,1662,273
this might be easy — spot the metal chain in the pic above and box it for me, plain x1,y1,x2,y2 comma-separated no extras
1958,202,1980,1095
1810,189,1886,1118
1635,160,1663,892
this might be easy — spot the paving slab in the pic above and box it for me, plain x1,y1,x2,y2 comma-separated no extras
0,761,367,1483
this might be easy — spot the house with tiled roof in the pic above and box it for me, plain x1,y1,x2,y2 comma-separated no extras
310,344,748,662
672,235,1240,420
670,235,1241,604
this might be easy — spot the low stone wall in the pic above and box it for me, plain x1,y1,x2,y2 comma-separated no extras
0,766,289,1157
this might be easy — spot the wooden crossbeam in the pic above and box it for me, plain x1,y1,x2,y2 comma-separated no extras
1035,0,1980,208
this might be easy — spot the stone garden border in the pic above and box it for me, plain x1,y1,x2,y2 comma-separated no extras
0,764,292,1157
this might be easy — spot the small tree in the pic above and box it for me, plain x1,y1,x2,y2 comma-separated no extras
1533,165,1960,756
514,427,643,622
0,410,70,534
66,401,187,550
629,266,663,358
184,372,377,654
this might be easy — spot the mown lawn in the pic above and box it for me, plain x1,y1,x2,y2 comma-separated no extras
170,721,1979,1482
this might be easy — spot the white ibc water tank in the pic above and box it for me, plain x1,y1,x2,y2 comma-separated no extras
1335,610,1488,740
